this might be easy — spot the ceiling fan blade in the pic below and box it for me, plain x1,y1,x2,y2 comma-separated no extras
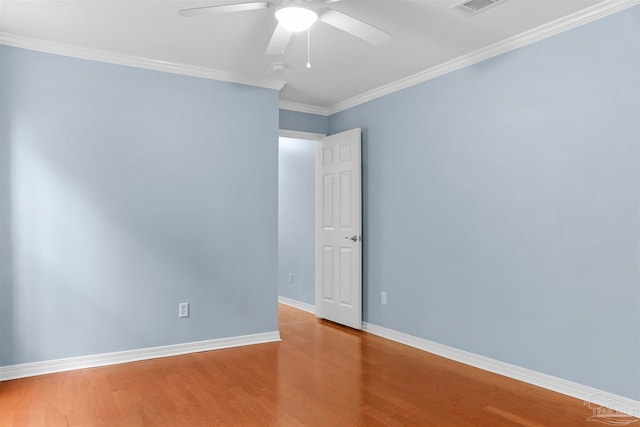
178,2,270,17
266,23,293,55
319,9,391,46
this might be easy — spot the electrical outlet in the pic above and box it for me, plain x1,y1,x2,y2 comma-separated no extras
288,273,293,283
179,302,189,318
381,292,387,305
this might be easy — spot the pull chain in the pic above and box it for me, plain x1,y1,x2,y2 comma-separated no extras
306,27,311,69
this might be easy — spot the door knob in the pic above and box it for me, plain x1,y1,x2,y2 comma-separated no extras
345,235,359,242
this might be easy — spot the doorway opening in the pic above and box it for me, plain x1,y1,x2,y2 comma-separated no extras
277,134,318,315
277,129,363,329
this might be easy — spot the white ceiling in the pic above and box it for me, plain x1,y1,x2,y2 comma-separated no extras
0,0,627,112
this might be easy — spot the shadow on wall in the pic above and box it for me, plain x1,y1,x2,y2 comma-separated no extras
3,114,274,365
278,137,316,306
0,45,279,366
0,120,14,367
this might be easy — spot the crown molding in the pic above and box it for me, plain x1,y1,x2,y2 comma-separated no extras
326,0,640,115
0,32,287,91
2,0,638,113
279,100,330,116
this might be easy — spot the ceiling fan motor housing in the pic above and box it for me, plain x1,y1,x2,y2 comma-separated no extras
275,0,319,32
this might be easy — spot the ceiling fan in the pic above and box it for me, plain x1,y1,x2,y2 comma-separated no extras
178,0,392,56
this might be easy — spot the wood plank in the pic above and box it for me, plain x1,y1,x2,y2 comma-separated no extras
0,304,632,426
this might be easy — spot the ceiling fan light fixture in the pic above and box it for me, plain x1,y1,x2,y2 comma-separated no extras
275,6,318,32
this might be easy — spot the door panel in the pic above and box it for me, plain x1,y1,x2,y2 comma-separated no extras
339,171,352,228
322,246,334,301
322,174,334,228
339,247,352,305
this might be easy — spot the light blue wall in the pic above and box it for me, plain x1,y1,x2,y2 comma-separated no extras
0,46,279,366
0,46,11,367
279,109,328,135
329,6,640,400
278,138,316,305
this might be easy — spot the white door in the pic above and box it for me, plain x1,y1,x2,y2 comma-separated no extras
315,128,362,329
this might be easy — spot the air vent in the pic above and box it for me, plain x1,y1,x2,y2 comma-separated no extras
451,0,506,15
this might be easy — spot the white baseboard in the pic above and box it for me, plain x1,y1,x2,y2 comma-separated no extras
278,296,315,315
363,322,639,418
0,331,281,382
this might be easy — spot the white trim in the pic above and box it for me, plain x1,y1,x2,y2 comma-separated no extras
279,129,325,140
0,33,287,91
326,0,640,114
363,322,640,417
2,0,636,112
279,100,330,116
0,331,281,381
278,296,315,315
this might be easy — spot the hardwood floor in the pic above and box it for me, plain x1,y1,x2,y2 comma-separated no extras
0,304,627,426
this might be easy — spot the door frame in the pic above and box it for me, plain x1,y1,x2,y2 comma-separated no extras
279,130,326,140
